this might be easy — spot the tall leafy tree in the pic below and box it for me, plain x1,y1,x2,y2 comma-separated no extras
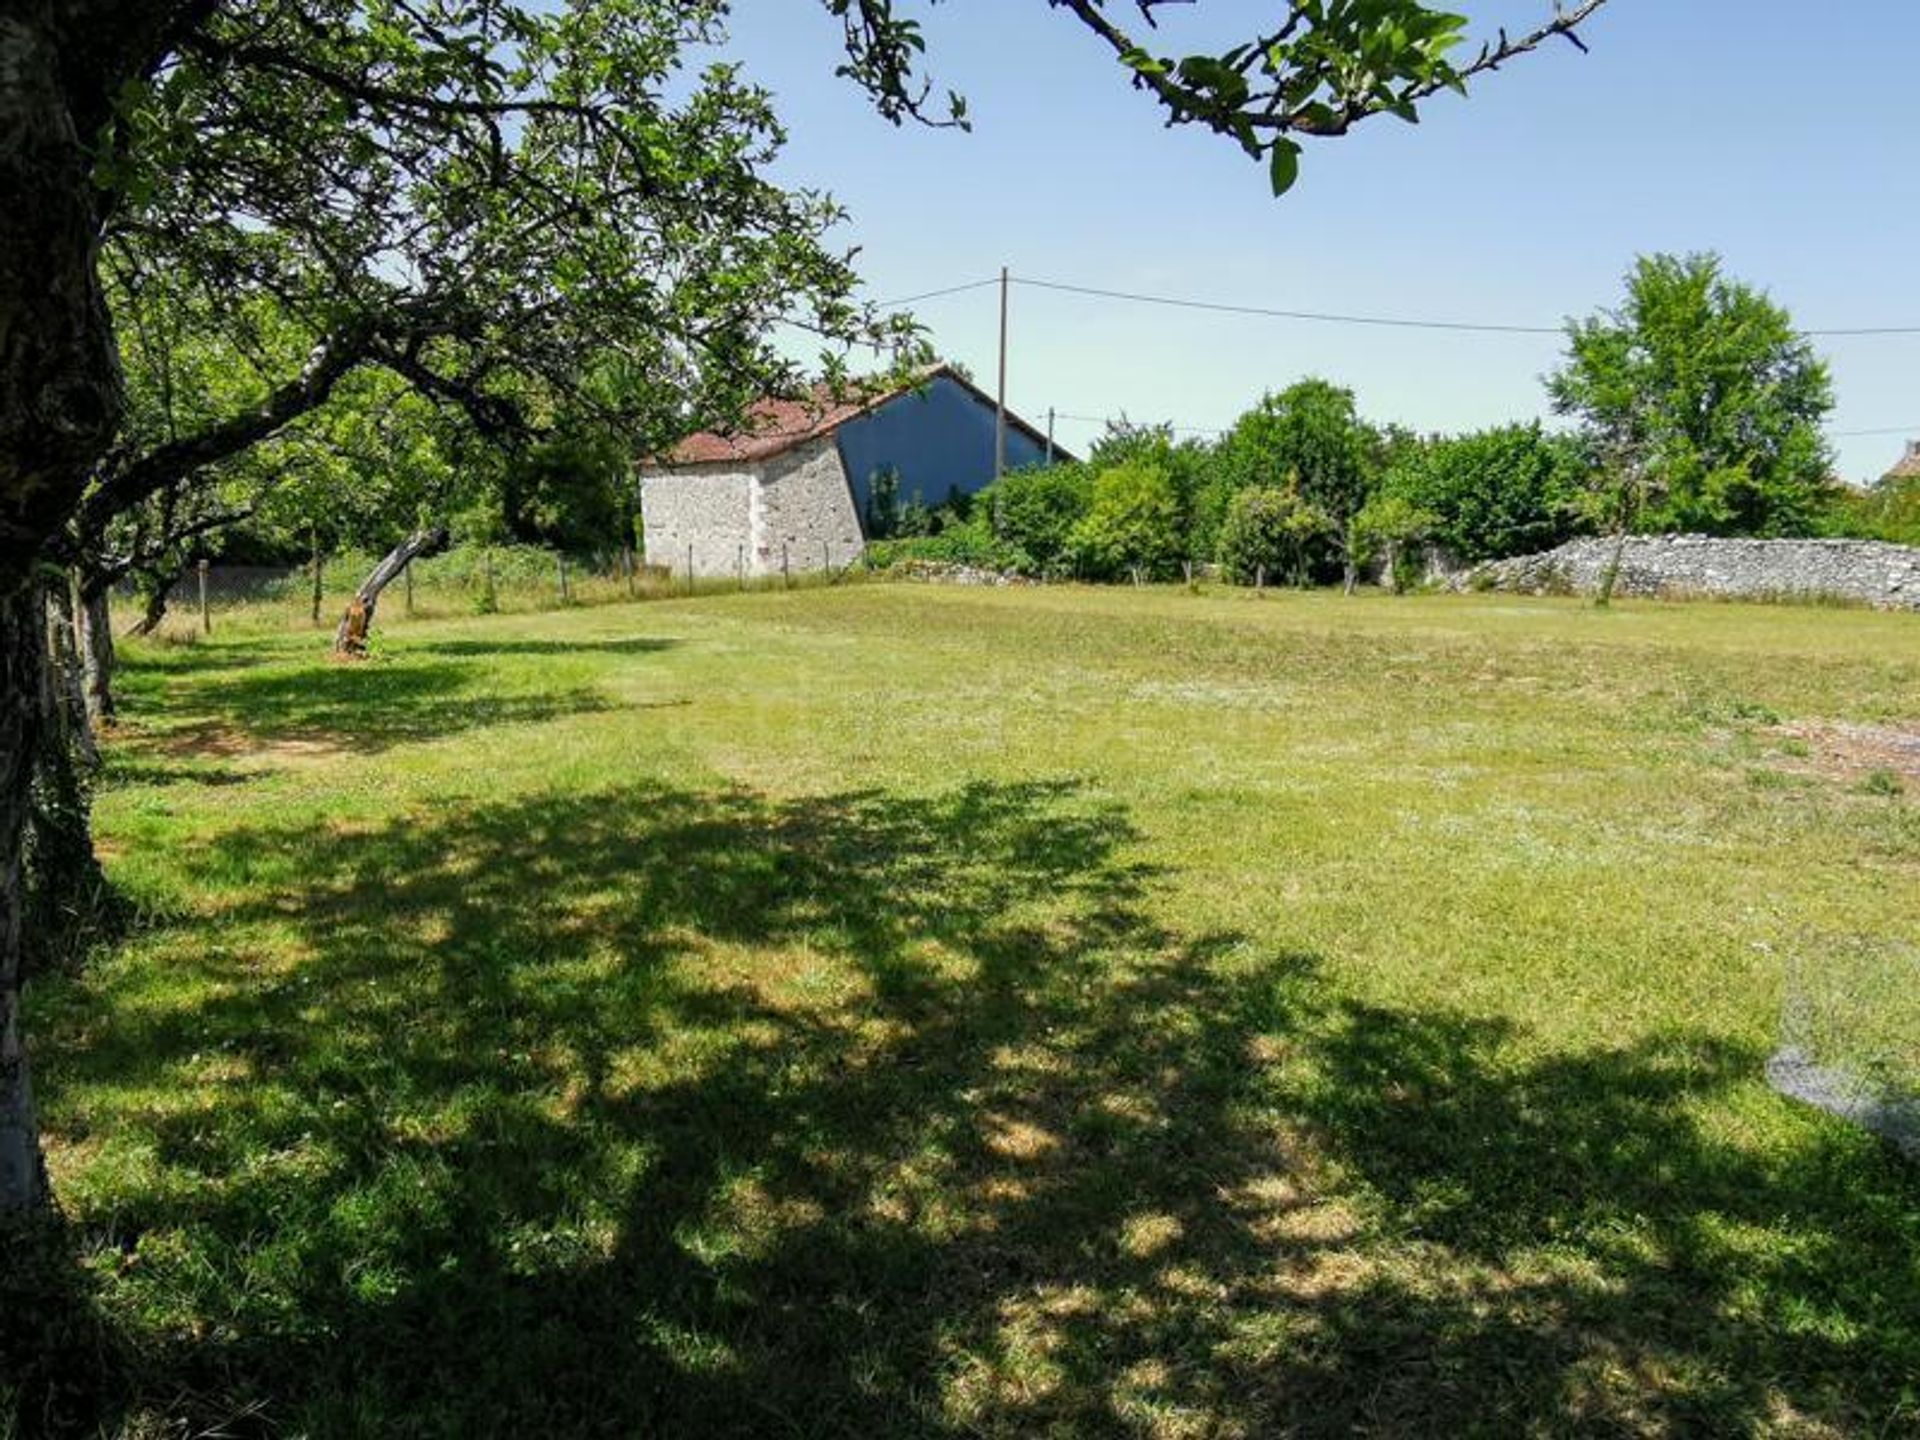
1548,253,1837,544
1380,423,1586,562
1211,380,1378,590
0,0,918,1216
834,0,1607,193
0,0,1610,1215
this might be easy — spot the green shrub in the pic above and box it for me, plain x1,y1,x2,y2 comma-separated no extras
1354,493,1441,593
1069,461,1185,581
1381,424,1586,562
1216,482,1331,585
983,463,1093,576
866,518,1016,572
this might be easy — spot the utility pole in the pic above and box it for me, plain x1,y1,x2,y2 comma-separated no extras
995,264,1009,482
1046,406,1055,466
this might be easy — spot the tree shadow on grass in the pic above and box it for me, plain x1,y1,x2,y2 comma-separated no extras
30,779,1920,1436
114,652,634,756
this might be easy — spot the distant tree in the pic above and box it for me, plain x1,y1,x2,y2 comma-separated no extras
1211,380,1377,591
1086,422,1216,559
1352,493,1441,593
863,467,903,539
988,463,1095,576
0,0,1610,1218
1070,461,1184,581
1381,423,1587,563
1827,471,1920,546
1216,480,1332,587
1549,254,1837,548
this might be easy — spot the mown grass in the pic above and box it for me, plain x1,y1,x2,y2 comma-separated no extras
14,584,1920,1436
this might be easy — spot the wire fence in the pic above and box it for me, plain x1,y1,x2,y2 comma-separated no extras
121,547,859,639
1769,935,1920,1159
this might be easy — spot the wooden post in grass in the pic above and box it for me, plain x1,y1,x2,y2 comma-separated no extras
558,554,570,605
822,540,830,579
624,544,636,597
310,528,324,626
782,544,791,588
1183,559,1194,591
686,543,695,594
737,543,745,591
404,561,414,617
197,559,210,634
1255,563,1265,595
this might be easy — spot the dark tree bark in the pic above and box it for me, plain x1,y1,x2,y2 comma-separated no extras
1,586,49,1212
75,582,115,728
0,0,191,1214
23,590,108,983
333,526,448,657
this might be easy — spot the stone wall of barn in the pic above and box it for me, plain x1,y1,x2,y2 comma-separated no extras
1463,534,1920,609
640,435,866,578
639,464,754,579
754,434,865,574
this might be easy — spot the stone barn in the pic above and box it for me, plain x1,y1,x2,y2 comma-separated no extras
640,364,1065,577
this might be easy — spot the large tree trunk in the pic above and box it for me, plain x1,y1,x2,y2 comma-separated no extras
333,526,448,657
23,585,107,983
43,580,96,771
1,587,49,1213
0,1,193,1216
75,580,115,728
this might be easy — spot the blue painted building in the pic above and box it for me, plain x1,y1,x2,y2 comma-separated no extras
833,368,1060,523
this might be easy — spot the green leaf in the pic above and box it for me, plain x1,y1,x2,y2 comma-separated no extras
1268,139,1302,196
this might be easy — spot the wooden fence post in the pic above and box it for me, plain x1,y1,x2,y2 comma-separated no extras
782,544,791,588
558,554,570,605
1255,563,1265,595
404,560,414,617
198,559,211,634
687,543,695,594
624,544,636,597
310,528,323,625
737,543,745,591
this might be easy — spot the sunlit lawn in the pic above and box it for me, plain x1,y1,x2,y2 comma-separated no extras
23,583,1920,1435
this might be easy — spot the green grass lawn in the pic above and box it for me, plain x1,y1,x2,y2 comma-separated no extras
21,584,1920,1436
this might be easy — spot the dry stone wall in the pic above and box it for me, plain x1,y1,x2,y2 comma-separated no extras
1463,535,1920,610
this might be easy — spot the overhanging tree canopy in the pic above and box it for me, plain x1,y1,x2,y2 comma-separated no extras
0,0,1611,1216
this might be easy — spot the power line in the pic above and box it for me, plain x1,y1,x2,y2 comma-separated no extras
872,277,999,309
1018,276,1560,336
1054,410,1224,436
871,270,1920,338
1832,423,1920,438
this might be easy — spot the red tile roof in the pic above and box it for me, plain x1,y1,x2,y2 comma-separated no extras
648,363,1063,468
654,370,940,467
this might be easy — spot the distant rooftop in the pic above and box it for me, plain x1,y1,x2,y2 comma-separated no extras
1886,440,1920,482
650,363,1058,468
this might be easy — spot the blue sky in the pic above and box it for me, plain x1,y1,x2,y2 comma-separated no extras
710,1,1918,482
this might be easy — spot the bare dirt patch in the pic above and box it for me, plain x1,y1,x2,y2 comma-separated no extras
144,724,345,767
1773,720,1920,784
